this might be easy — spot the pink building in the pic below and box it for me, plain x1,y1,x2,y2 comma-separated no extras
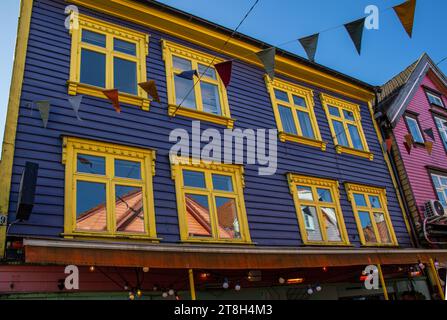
377,53,447,246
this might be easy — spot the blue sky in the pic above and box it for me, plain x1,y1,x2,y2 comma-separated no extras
0,0,446,144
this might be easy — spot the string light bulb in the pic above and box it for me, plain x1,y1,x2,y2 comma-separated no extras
278,277,285,284
307,286,314,295
137,289,143,298
168,289,175,296
153,285,159,291
162,292,168,298
223,278,229,289
316,285,322,292
142,267,150,273
235,284,241,291
418,261,425,270
129,292,135,300
435,259,440,269
89,266,95,272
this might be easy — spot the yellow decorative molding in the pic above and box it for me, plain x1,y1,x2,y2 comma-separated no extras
161,39,222,65
279,132,327,150
344,182,387,203
268,77,315,98
287,173,340,198
168,104,235,128
335,145,374,160
320,93,361,115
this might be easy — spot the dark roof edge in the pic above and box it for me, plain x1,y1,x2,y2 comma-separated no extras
138,0,374,92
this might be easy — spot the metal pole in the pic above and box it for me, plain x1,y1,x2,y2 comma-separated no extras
429,258,445,300
377,264,389,300
188,269,196,300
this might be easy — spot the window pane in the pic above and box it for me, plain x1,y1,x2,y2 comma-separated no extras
215,197,241,239
198,64,216,80
173,56,192,71
441,177,447,186
301,205,322,241
437,191,447,207
183,170,206,188
406,117,424,143
115,159,141,179
278,105,297,135
374,212,391,243
321,207,342,242
298,186,313,201
114,38,136,56
328,106,340,117
297,110,315,139
348,124,364,150
333,120,349,147
114,57,137,95
212,174,233,191
76,181,107,232
274,89,289,102
185,194,212,237
317,188,332,202
174,75,196,109
353,193,367,207
432,175,441,188
369,195,381,208
200,82,221,115
343,110,355,121
82,30,106,47
292,95,306,108
80,49,106,87
428,93,444,107
77,154,105,175
115,185,145,233
358,211,377,243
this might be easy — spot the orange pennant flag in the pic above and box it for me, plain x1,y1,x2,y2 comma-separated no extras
404,133,414,146
425,141,433,155
393,0,417,38
403,141,412,154
386,137,393,152
103,89,121,113
139,80,161,103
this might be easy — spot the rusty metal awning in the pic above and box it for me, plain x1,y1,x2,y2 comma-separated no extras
24,239,447,269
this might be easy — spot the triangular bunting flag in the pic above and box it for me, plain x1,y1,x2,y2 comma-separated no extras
36,100,50,128
403,141,412,154
404,133,414,146
299,33,319,62
139,80,160,103
425,141,433,155
68,95,83,121
344,18,366,55
177,70,198,80
103,89,121,113
382,141,388,153
256,47,276,80
386,137,393,152
214,61,233,88
393,0,417,38
423,128,435,140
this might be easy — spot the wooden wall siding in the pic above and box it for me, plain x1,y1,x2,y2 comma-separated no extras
393,75,447,222
6,0,411,247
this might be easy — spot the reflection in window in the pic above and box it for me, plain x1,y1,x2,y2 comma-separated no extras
201,82,221,115
359,211,377,243
115,185,145,233
175,75,197,109
114,57,137,95
301,205,322,241
185,194,212,237
374,212,391,243
76,181,107,231
322,207,341,242
183,170,206,188
212,174,233,191
435,117,447,151
215,197,241,239
77,154,105,175
431,174,447,208
82,30,106,47
80,49,106,87
405,116,424,143
278,106,297,135
115,159,141,179
114,38,136,56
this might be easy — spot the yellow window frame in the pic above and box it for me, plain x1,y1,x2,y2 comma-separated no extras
344,183,398,246
170,156,251,244
161,40,234,128
62,136,158,241
265,77,326,150
287,173,350,246
320,93,373,160
68,14,150,110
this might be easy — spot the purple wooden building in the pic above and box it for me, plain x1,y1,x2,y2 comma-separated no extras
0,0,445,300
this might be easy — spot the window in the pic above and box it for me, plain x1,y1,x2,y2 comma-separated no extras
405,115,424,143
170,157,250,243
435,117,447,150
287,173,349,245
431,174,447,208
68,15,150,110
265,77,326,150
162,40,234,128
426,91,444,108
62,137,157,239
320,93,373,160
345,183,398,246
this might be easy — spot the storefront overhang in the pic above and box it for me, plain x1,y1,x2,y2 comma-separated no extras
23,239,447,269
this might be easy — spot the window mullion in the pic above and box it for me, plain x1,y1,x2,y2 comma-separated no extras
192,60,203,112
343,119,354,148
106,35,114,89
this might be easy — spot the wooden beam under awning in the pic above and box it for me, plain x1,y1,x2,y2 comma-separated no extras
24,239,447,269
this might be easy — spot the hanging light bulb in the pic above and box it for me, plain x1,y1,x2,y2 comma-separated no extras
223,278,229,289
435,259,440,269
129,292,135,300
124,284,129,291
418,261,425,270
137,289,143,298
315,284,322,292
168,289,175,296
307,286,314,295
162,292,168,298
278,277,285,284
142,267,150,273
153,285,159,291
235,284,241,291
89,266,95,272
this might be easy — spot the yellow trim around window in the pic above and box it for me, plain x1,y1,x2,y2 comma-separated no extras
320,93,373,160
170,156,251,244
68,14,150,110
287,173,350,246
62,136,158,241
265,76,326,150
344,183,398,247
161,40,234,128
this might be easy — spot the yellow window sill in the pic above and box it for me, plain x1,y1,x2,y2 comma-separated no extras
62,232,161,243
278,132,327,150
180,238,253,245
67,81,151,111
335,145,374,160
360,243,399,248
302,241,352,247
168,104,235,128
